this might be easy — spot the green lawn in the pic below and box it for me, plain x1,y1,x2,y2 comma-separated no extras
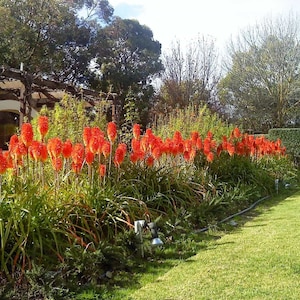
127,191,300,300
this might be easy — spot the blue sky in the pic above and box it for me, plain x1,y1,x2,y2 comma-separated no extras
113,3,143,19
109,0,300,53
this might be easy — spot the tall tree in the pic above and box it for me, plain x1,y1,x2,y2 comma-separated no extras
90,17,163,126
0,0,113,84
157,36,220,113
219,14,300,132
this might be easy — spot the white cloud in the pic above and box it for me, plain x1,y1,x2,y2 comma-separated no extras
109,0,300,52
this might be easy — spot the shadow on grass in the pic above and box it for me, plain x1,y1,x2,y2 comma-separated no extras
198,188,299,241
84,189,299,299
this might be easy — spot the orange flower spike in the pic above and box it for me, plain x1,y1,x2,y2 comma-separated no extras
191,131,199,146
98,164,106,177
189,149,196,161
130,152,139,164
131,138,141,153
146,155,154,167
38,116,49,140
216,144,223,156
71,143,85,165
206,131,213,140
173,131,183,144
29,141,41,161
85,150,94,165
119,143,127,152
206,151,214,163
184,139,193,152
91,126,104,137
3,151,13,169
0,151,7,174
113,143,127,166
47,137,62,159
140,136,149,153
83,127,92,147
89,136,100,154
232,127,241,139
145,128,153,137
21,122,34,147
51,157,63,172
133,124,141,140
8,134,19,153
183,150,191,161
152,146,162,160
40,143,48,162
62,139,72,159
71,163,82,174
102,140,111,159
227,142,235,156
196,137,203,150
107,122,117,143
16,142,27,158
203,138,211,155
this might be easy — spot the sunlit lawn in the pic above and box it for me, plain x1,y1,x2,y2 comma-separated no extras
117,190,300,300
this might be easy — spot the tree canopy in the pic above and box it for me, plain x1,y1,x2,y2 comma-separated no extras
89,17,163,126
219,14,300,132
157,36,220,114
0,0,115,84
0,0,163,126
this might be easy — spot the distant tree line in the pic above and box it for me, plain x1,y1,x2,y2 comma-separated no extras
1,0,300,132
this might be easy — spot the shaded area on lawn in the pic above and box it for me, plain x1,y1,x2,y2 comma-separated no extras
128,189,300,300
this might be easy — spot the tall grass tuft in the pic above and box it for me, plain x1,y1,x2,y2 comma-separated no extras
152,104,233,141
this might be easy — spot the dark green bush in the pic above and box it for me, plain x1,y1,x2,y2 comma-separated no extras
268,128,300,162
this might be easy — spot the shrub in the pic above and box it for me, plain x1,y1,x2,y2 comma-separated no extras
268,128,300,162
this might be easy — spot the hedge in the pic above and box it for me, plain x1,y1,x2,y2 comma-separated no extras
268,128,300,160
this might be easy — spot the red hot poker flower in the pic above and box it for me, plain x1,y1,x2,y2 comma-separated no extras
38,116,49,140
51,157,63,172
206,151,214,163
71,143,85,165
29,141,42,161
98,164,106,177
21,123,34,147
83,127,92,147
152,146,162,160
47,138,62,159
9,134,19,151
114,143,127,166
3,151,13,169
0,151,7,174
226,142,235,156
85,150,94,165
102,140,111,159
107,122,117,143
191,131,199,145
133,124,141,140
40,143,48,162
231,127,242,139
146,155,154,167
62,140,72,159
130,152,139,164
71,163,82,174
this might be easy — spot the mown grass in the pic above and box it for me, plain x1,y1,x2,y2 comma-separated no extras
100,189,300,300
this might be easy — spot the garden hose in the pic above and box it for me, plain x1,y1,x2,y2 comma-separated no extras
195,195,271,233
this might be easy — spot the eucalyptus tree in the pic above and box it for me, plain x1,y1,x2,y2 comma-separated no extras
0,0,163,125
90,17,164,126
219,14,300,132
0,0,113,84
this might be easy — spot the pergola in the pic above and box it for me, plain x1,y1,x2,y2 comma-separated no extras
0,66,117,149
